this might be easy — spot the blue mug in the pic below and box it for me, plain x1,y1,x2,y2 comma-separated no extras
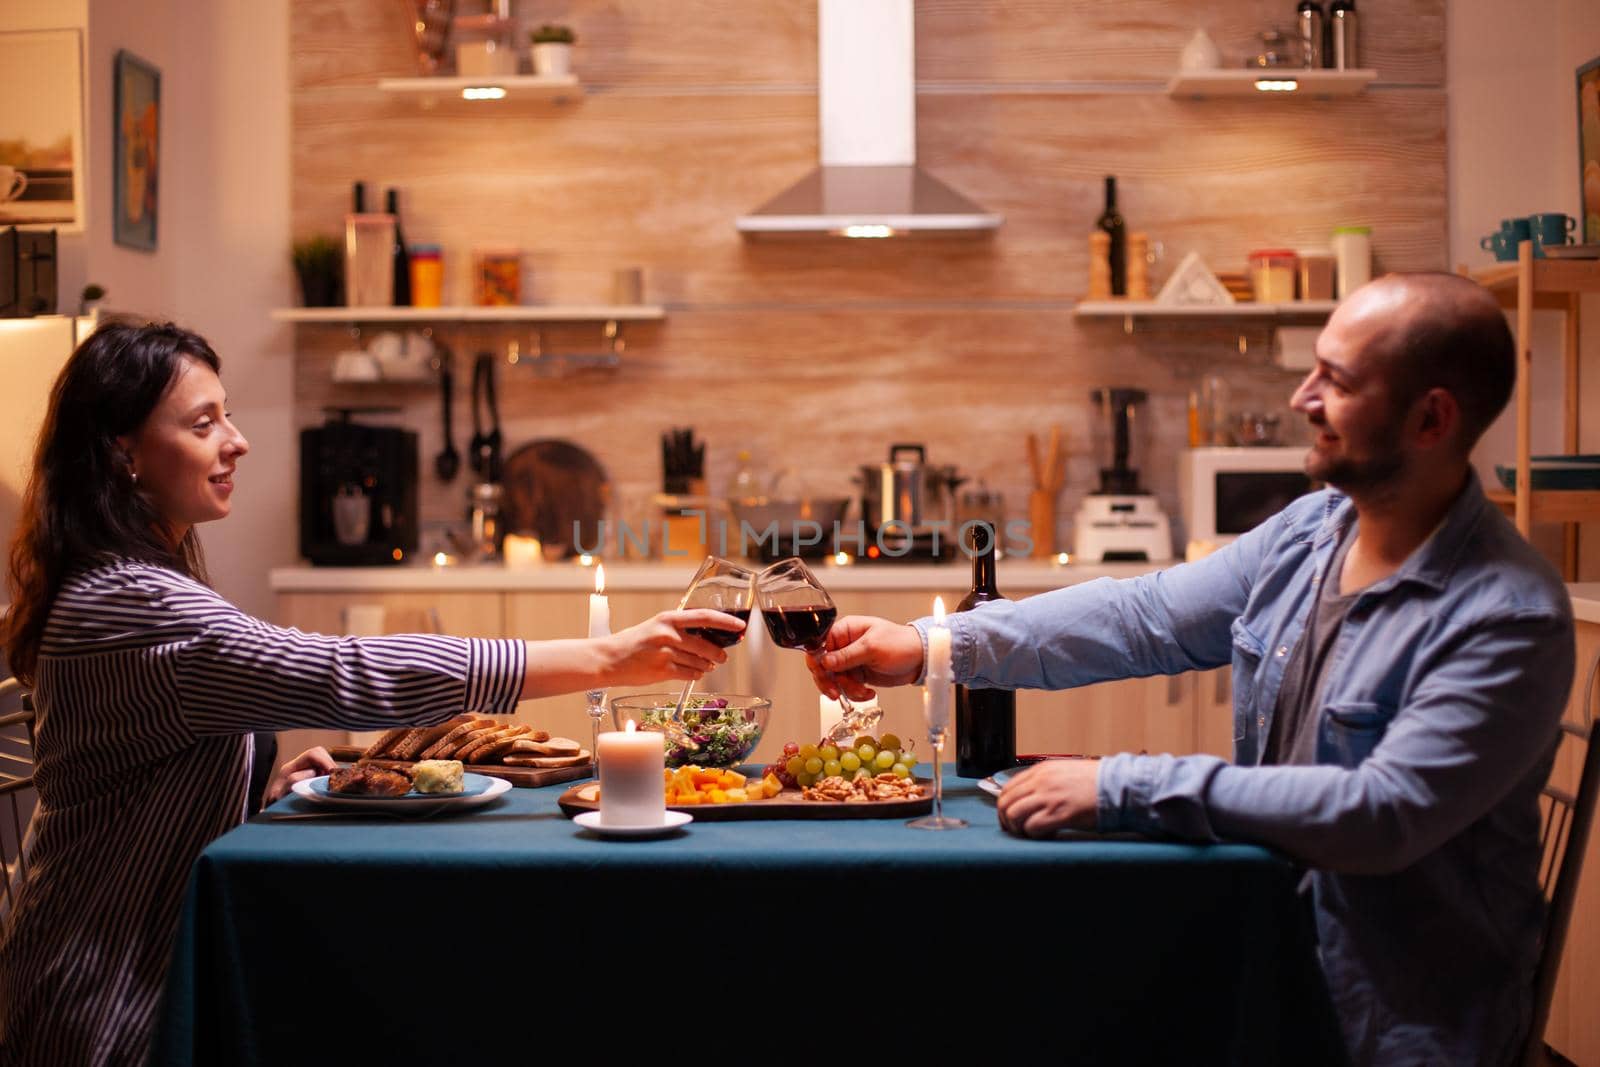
1480,231,1513,261
1530,213,1575,258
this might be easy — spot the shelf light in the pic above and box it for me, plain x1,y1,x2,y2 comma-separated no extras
1253,78,1299,92
841,224,895,239
461,85,508,100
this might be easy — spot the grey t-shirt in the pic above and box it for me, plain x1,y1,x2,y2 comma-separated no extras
1264,523,1359,767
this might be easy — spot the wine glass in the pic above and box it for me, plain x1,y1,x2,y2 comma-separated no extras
755,558,880,741
670,556,756,717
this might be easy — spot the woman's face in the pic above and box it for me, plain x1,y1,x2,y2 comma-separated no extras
117,356,249,542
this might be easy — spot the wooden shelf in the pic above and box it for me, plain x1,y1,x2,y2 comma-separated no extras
1487,489,1600,526
1472,259,1600,310
376,74,582,109
272,305,664,324
1075,300,1338,319
1166,69,1377,98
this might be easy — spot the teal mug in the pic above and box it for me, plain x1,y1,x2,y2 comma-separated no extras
1481,231,1514,261
1530,213,1575,258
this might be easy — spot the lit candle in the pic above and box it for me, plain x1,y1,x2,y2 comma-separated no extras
598,719,665,826
925,596,952,732
588,563,611,639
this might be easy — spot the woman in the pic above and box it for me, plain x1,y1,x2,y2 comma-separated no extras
0,321,740,1064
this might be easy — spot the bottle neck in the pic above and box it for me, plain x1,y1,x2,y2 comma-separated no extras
970,524,998,593
353,182,366,213
385,190,399,214
1103,177,1117,210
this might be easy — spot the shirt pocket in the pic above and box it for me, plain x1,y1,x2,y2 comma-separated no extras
1229,618,1265,743
1319,700,1395,766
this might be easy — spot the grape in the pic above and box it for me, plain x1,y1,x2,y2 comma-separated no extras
898,749,917,768
823,759,842,778
879,733,902,753
783,741,800,757
873,750,896,771
796,771,816,788
819,744,840,762
804,756,824,776
856,743,878,764
840,752,862,772
798,743,820,761
854,735,876,750
853,767,874,781
891,762,910,778
785,756,805,777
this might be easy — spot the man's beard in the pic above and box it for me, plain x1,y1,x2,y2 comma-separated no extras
1305,423,1406,493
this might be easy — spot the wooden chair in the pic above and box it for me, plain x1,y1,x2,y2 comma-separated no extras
0,675,36,916
1525,649,1600,1066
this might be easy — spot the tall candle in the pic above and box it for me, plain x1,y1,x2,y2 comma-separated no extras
598,719,665,826
925,596,952,733
588,562,611,639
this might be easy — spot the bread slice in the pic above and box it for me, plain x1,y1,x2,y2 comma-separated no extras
466,730,531,765
456,724,530,764
360,727,413,760
508,736,581,757
392,715,471,760
419,717,496,760
502,751,590,768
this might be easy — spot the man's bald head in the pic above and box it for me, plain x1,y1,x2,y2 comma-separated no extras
1349,272,1515,453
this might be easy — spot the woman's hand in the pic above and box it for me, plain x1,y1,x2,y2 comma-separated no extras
262,746,337,805
806,615,925,700
598,608,745,687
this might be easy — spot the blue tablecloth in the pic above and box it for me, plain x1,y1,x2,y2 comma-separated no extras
153,770,1342,1065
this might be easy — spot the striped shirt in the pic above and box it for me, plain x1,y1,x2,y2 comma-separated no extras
0,560,525,1065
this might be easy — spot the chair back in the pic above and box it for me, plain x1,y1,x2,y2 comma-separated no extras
1524,648,1600,1065
0,675,35,916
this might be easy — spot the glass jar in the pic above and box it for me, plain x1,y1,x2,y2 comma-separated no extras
409,244,443,307
1248,249,1298,303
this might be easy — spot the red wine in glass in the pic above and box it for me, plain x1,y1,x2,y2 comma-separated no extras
761,605,837,652
689,607,751,648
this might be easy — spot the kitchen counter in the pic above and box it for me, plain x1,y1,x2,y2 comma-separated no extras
1568,585,1600,625
269,558,1167,593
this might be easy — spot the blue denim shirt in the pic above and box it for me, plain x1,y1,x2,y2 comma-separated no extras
922,476,1573,1065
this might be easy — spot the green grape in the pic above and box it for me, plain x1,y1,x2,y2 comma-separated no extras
823,759,843,778
856,743,878,764
873,750,896,771
804,756,824,776
840,751,862,772
798,743,820,761
853,767,874,781
891,763,910,779
819,744,840,762
898,750,917,769
796,771,815,788
854,735,876,750
785,756,805,777
879,733,902,753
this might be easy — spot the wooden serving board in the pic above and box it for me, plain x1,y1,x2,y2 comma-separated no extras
556,778,934,821
328,746,592,790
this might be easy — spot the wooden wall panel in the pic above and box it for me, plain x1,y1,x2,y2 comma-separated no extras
288,0,1447,555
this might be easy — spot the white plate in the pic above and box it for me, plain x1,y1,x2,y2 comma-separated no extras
977,768,1017,799
291,772,511,813
573,810,693,837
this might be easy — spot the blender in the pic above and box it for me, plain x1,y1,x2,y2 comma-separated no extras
1073,388,1174,562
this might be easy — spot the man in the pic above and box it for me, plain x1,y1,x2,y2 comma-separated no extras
810,273,1574,1065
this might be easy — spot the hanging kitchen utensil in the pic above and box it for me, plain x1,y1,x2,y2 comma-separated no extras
500,440,610,558
469,350,503,482
434,345,459,482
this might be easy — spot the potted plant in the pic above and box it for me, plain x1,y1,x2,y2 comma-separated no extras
292,235,343,308
530,23,575,77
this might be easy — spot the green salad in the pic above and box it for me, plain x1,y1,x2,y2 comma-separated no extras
640,697,763,768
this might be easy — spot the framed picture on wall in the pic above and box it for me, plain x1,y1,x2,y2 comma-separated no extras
1580,53,1600,245
114,50,160,251
0,30,86,232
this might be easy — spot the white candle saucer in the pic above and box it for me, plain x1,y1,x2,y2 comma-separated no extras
573,810,693,837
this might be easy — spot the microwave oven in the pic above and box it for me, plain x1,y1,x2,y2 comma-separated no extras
1179,447,1316,550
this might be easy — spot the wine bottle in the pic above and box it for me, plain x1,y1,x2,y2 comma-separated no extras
1097,176,1126,297
386,188,412,307
955,521,1017,778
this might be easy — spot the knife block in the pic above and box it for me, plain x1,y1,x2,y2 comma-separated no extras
344,213,395,307
1029,489,1058,558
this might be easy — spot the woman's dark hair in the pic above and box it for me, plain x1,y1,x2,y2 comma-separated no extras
4,320,220,684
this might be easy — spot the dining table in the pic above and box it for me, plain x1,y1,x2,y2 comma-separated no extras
152,768,1343,1065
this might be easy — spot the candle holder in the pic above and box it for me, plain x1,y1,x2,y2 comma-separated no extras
909,692,966,830
585,689,606,778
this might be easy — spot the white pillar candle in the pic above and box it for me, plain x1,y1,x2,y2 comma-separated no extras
588,563,611,638
924,596,953,733
598,720,665,826
502,534,544,570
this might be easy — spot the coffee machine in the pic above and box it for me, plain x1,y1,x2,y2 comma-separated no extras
1073,388,1174,562
299,411,418,565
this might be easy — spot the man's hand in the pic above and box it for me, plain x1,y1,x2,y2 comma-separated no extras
996,759,1101,838
805,615,925,700
263,746,337,806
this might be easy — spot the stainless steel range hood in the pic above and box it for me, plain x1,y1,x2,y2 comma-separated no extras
735,0,1001,239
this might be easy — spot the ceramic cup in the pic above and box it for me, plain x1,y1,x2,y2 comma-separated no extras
1530,213,1576,258
1480,231,1510,261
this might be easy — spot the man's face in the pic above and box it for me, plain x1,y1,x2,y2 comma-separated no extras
1289,286,1416,492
